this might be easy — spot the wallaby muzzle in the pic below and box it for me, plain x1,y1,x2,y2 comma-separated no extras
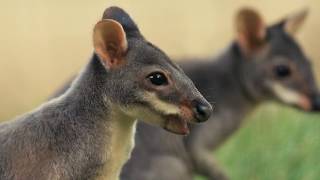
192,99,212,122
164,98,212,135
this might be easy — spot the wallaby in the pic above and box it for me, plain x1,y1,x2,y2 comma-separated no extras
52,8,320,180
0,7,212,180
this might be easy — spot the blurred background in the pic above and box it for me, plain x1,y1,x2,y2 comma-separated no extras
0,0,319,179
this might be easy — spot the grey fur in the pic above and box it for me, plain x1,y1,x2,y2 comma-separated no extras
0,7,210,180
52,9,320,180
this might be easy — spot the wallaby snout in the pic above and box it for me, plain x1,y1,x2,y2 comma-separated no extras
192,99,212,122
143,91,212,135
161,97,212,135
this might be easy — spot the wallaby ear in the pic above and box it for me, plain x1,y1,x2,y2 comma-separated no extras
235,8,267,56
93,19,128,69
284,8,309,36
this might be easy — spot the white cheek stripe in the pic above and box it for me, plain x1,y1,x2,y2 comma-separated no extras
144,92,180,115
270,82,302,104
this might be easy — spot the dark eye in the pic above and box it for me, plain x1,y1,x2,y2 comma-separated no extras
147,72,168,86
274,65,291,78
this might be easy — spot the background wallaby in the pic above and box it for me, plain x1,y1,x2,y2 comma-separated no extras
0,6,212,180
52,8,320,180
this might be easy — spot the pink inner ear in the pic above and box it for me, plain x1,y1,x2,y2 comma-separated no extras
106,42,119,57
93,19,128,69
95,45,112,67
257,21,266,40
235,8,267,55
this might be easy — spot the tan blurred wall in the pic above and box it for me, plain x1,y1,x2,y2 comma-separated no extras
0,0,319,120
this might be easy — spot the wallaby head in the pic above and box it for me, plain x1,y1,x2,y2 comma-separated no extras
92,7,212,135
234,7,320,112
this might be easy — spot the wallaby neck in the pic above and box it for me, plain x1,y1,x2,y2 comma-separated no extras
59,54,111,120
54,54,137,179
57,53,140,131
213,42,260,113
228,42,260,105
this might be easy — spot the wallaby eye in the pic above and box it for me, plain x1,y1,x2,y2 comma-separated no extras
147,72,168,86
274,65,291,78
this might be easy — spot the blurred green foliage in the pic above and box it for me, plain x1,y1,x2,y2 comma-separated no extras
196,103,320,180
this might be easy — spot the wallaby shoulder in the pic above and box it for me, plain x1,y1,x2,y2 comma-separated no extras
0,57,122,180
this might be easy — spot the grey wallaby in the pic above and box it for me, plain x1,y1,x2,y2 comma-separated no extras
52,7,320,180
0,7,212,180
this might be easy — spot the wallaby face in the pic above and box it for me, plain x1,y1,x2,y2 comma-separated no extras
105,39,212,135
236,8,320,111
93,7,212,135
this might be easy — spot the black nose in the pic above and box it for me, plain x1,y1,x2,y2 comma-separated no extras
311,95,320,111
192,100,212,122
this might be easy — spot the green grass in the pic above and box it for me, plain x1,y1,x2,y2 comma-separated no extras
195,103,320,180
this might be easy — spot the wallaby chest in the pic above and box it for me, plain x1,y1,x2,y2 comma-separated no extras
96,113,136,180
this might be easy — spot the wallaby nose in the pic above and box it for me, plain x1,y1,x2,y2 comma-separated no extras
192,100,212,122
311,95,320,111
